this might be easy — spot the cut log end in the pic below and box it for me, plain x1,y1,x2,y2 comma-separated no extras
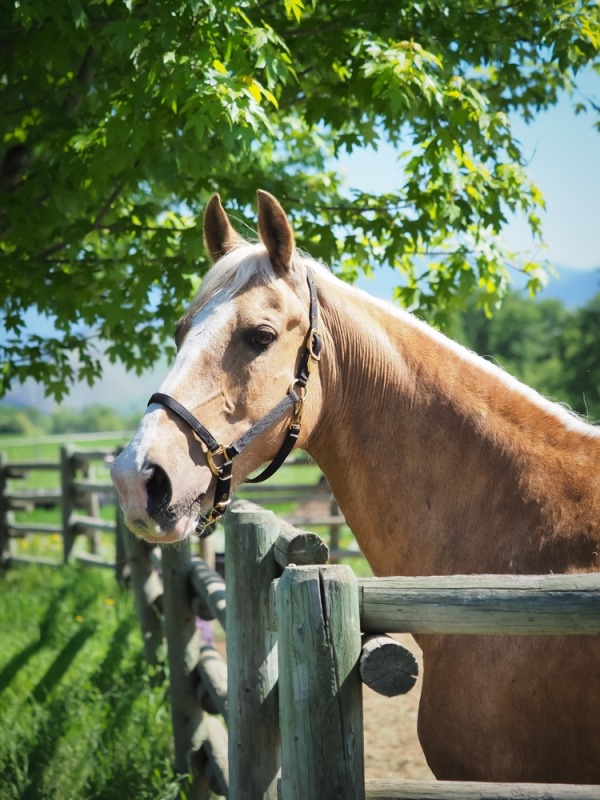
359,634,418,697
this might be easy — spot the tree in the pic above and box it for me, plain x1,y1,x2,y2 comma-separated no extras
451,291,573,403
451,290,600,421
562,293,600,419
2,0,599,399
48,404,128,433
0,403,47,436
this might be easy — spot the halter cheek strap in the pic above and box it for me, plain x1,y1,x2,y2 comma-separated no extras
147,268,322,535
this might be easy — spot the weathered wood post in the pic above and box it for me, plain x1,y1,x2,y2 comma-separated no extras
116,508,164,665
225,502,281,800
0,452,10,566
276,564,365,800
80,456,101,554
162,540,212,800
114,506,128,585
60,445,77,562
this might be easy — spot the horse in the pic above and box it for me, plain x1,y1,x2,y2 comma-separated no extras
111,190,600,783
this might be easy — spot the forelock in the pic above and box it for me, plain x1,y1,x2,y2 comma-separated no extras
176,241,324,341
196,243,277,304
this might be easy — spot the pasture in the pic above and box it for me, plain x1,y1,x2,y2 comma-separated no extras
0,563,183,800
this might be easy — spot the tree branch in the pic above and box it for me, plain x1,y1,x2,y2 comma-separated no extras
92,181,125,229
36,180,127,261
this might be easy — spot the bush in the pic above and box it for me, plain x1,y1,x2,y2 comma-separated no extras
0,405,47,436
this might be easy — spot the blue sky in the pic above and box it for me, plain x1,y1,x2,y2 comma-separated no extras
337,68,600,272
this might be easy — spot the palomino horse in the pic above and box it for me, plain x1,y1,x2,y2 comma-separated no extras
112,190,600,782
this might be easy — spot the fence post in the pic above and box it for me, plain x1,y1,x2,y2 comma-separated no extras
225,502,281,800
162,540,212,800
114,504,128,585
0,452,11,566
60,445,76,562
276,564,365,800
116,508,163,666
81,456,101,554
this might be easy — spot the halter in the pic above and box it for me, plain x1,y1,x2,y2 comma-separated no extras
147,268,322,536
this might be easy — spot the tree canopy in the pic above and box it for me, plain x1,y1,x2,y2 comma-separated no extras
2,0,599,399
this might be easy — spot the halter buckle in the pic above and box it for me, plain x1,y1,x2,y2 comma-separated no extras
306,328,322,364
288,379,307,418
206,445,231,477
195,498,230,534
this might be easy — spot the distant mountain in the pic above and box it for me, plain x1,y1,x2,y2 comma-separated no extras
357,262,600,308
533,264,600,307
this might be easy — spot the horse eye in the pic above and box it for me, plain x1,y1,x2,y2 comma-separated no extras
252,327,277,348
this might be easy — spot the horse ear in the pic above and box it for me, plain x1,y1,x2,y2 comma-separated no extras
204,194,243,262
257,190,294,275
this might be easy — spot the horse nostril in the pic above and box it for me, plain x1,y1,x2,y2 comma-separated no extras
146,464,172,518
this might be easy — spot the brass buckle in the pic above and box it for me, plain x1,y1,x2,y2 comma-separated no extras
206,445,230,477
307,328,321,363
197,500,229,532
293,395,305,425
210,498,230,520
286,378,306,426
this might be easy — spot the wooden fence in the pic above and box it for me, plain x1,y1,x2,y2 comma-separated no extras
138,500,418,799
136,502,600,800
0,445,126,571
2,450,599,799
276,564,600,800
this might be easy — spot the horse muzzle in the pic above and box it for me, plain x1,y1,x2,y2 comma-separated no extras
111,452,208,543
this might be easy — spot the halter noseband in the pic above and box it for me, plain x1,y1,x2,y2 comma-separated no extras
147,268,322,536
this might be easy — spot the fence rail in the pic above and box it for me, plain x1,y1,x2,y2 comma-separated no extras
0,446,120,569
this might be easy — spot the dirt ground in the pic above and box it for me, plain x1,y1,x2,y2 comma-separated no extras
362,634,433,780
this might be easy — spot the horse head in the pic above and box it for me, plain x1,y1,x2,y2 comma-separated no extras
111,191,324,543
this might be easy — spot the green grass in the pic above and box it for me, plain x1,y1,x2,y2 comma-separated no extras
0,564,190,800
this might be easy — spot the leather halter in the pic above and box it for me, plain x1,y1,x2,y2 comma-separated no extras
147,268,322,536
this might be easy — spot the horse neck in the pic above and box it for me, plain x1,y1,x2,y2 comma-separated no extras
306,278,600,577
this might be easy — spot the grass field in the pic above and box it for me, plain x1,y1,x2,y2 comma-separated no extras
0,431,202,798
0,563,189,800
0,432,369,798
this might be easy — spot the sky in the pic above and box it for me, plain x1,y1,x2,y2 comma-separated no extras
337,68,600,272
